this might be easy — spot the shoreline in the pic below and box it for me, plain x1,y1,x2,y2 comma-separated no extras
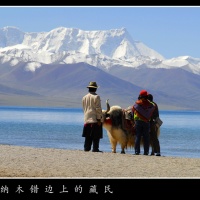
0,144,200,178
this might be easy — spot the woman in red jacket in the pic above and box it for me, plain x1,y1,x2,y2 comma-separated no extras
132,90,155,155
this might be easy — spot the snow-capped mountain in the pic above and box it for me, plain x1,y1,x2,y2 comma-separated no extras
0,26,200,110
0,26,165,69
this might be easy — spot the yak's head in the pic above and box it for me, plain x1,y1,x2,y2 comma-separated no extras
102,99,123,124
102,99,111,122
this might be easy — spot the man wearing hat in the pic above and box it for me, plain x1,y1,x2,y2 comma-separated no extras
132,90,155,155
82,81,103,152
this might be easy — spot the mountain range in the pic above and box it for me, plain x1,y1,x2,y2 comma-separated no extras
0,26,200,110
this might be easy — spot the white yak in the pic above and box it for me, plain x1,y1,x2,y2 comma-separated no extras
102,100,160,154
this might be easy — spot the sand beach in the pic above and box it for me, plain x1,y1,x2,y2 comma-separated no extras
0,144,199,178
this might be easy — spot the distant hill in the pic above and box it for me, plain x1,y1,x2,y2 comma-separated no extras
0,26,200,110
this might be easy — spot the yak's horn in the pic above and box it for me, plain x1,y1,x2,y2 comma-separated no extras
106,99,110,113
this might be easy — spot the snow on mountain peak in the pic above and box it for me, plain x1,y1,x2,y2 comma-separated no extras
0,26,200,75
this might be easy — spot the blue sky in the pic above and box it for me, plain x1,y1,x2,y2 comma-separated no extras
0,6,200,59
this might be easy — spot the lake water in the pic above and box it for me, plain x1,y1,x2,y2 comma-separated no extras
0,106,200,158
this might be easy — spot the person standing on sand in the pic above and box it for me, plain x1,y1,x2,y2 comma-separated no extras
82,81,103,152
147,93,161,156
132,90,155,155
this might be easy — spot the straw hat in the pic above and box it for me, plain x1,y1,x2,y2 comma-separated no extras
87,81,99,88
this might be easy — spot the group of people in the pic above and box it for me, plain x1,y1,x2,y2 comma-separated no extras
132,89,161,156
82,81,161,156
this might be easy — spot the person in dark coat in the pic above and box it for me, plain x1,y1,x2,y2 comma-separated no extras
147,93,161,156
82,81,103,152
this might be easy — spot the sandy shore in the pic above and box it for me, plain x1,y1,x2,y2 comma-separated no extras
0,144,200,178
